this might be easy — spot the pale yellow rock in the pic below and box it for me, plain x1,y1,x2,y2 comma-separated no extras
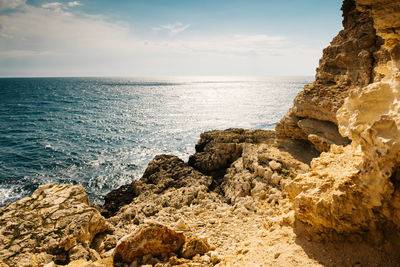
0,184,112,266
113,223,185,264
280,0,400,243
181,236,211,259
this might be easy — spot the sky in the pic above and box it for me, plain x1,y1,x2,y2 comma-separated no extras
0,0,343,77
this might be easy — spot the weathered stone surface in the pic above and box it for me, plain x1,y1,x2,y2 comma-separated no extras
285,0,400,243
222,143,311,204
181,237,211,259
102,151,216,218
105,155,213,227
0,184,112,266
276,0,388,152
297,119,350,152
102,184,138,217
113,223,185,264
188,129,275,178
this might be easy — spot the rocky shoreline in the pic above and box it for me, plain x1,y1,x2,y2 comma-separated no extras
1,0,400,266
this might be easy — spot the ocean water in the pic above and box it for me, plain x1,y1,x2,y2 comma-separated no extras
0,76,311,206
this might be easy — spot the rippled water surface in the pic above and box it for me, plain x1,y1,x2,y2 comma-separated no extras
0,76,311,205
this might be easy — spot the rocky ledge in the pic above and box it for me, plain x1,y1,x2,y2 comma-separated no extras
1,0,400,266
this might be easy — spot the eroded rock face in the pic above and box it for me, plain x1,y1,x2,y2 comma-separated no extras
0,184,112,266
188,129,276,179
276,0,388,152
103,154,213,218
104,154,214,230
285,0,400,243
222,143,311,204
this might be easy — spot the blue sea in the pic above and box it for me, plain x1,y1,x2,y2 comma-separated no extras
0,76,311,206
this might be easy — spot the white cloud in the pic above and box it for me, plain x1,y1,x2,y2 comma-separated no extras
0,0,25,11
0,3,321,76
41,1,82,13
156,22,191,36
41,2,64,13
67,1,82,7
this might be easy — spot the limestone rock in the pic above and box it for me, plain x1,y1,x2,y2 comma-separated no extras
0,184,112,266
112,223,185,264
297,119,351,152
188,128,275,178
180,237,210,259
107,155,213,228
270,173,282,186
222,142,311,204
284,0,400,243
276,0,387,152
102,184,138,217
268,160,282,171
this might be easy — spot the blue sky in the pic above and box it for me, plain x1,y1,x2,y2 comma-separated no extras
0,0,343,77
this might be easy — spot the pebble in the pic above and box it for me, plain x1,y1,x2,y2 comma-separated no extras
175,219,190,231
269,160,282,171
270,173,282,185
210,251,221,264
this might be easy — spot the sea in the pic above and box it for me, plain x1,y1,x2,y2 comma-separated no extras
0,76,312,206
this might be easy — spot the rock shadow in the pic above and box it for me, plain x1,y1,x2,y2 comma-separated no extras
293,220,400,267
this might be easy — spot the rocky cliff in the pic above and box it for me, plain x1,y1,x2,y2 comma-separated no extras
275,0,392,152
1,0,400,266
283,0,400,244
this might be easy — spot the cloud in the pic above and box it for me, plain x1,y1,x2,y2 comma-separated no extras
41,2,62,8
41,1,82,13
67,1,82,7
0,2,321,76
155,22,191,36
0,0,25,11
41,2,64,13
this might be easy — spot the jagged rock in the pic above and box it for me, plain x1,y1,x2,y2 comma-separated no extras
221,157,253,204
285,0,400,243
180,237,211,259
112,223,185,264
222,143,310,204
106,155,213,225
270,173,282,186
297,118,351,152
268,160,282,171
276,0,388,152
102,184,139,217
0,184,113,266
188,129,275,178
103,151,218,218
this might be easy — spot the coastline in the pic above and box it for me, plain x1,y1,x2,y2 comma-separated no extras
2,0,400,266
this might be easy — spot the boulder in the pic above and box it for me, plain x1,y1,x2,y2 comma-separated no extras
181,237,211,259
113,224,185,264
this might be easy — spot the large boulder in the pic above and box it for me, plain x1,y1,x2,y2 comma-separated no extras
113,223,185,264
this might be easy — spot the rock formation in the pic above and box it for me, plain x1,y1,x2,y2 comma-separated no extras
1,0,400,266
0,184,113,266
283,0,400,244
112,224,185,265
275,0,388,152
